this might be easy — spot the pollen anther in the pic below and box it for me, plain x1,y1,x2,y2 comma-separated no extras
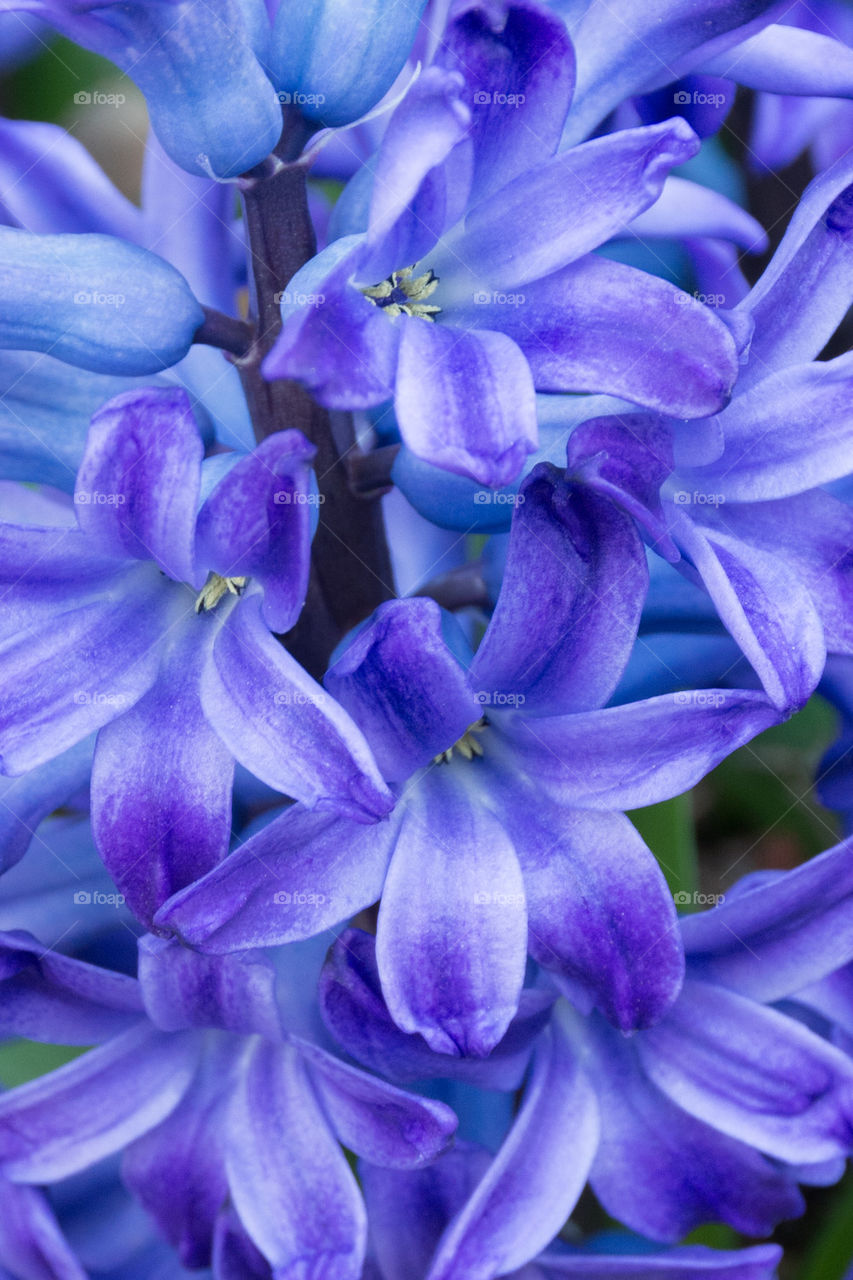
362,266,440,321
195,573,248,613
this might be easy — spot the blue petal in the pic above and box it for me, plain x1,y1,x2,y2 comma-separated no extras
270,0,427,127
0,227,205,375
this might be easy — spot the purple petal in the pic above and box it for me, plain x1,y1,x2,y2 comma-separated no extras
320,928,553,1090
563,0,789,144
362,1144,492,1280
263,237,402,409
470,465,647,714
501,690,779,810
325,597,481,783
566,412,677,558
0,738,93,874
90,622,234,926
455,120,700,287
300,1040,458,1168
0,570,182,776
669,505,825,711
122,1039,233,1270
464,254,738,418
0,1024,197,1182
435,1,574,202
709,490,853,655
0,116,141,240
73,387,202,584
0,1180,87,1280
376,767,527,1057
736,151,853,387
156,802,400,952
426,1018,599,1280
681,836,853,1001
0,521,124,640
395,319,537,487
627,176,767,253
363,66,472,277
638,979,853,1163
200,594,391,820
140,133,242,315
195,430,316,633
213,1207,270,1280
587,1016,805,1241
536,1244,782,1277
510,804,684,1030
684,354,853,500
0,928,142,1044
121,1039,230,1269
224,1039,366,1277
138,935,281,1040
701,22,853,95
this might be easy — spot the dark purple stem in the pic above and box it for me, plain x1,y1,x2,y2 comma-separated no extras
415,562,490,613
234,110,395,676
194,307,253,358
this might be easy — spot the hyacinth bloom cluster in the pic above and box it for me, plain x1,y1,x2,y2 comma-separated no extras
4,0,853,1277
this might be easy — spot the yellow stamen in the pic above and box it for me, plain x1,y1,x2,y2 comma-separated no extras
361,265,441,321
433,717,487,765
194,573,247,613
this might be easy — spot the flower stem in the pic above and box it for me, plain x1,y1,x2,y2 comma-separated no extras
236,111,395,676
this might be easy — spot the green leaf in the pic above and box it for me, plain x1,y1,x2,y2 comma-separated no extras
800,1172,853,1280
628,792,699,909
0,1040,89,1088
